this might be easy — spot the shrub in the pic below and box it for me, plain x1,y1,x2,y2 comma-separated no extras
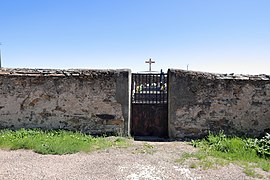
246,133,270,158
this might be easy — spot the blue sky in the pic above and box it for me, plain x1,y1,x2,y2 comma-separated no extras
0,0,270,74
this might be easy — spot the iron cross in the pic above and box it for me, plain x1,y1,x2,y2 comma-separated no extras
145,58,155,72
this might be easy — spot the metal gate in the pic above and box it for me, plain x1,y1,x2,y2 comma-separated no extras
131,72,168,138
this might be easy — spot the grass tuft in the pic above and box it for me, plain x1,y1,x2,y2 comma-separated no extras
177,131,270,177
243,167,264,179
0,129,129,155
133,143,156,154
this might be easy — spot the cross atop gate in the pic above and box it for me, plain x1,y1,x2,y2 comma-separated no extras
145,58,155,72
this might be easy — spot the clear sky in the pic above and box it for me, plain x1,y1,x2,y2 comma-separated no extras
0,0,270,74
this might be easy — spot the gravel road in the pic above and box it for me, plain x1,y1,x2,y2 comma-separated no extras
0,140,269,180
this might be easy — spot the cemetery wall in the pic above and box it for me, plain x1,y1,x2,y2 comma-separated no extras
0,68,131,136
168,69,270,139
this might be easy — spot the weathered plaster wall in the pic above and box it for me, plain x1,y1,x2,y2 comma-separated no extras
2,68,269,138
168,69,270,139
0,68,131,135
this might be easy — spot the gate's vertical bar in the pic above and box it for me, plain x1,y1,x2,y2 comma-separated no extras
162,73,165,104
137,74,139,103
140,74,142,103
166,73,168,103
160,73,162,104
150,74,152,103
161,74,163,104
149,74,151,103
158,74,160,104
157,74,159,104
141,74,144,104
149,74,150,103
142,74,144,103
135,74,137,103
146,74,148,103
165,74,167,103
131,74,133,103
144,74,149,103
134,74,136,103
155,74,157,104
144,74,146,103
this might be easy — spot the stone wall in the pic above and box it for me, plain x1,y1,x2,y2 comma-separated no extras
0,68,131,136
1,67,269,139
168,69,270,139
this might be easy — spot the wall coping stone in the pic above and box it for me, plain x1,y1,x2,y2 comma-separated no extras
0,68,131,77
169,69,270,81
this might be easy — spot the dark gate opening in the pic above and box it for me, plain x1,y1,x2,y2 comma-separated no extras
131,72,168,138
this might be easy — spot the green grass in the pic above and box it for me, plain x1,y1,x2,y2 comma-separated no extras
133,142,156,154
176,132,270,178
176,151,229,170
243,167,264,179
0,129,129,155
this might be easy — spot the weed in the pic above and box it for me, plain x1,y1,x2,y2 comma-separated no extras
176,152,196,164
189,163,197,168
246,133,270,158
176,151,229,170
0,129,129,155
178,131,270,178
133,143,156,154
243,167,263,179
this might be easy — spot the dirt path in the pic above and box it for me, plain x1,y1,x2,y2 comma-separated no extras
0,140,269,180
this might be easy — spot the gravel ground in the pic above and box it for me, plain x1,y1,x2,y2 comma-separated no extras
0,140,269,180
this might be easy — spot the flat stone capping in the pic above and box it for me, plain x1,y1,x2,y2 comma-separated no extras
0,68,131,77
169,69,270,81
